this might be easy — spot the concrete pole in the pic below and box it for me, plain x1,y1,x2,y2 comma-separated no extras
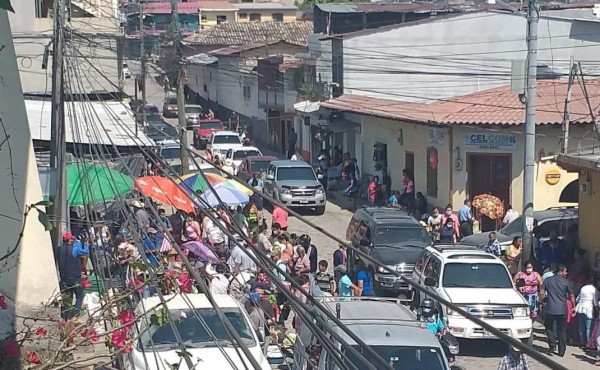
139,4,146,138
522,0,539,259
562,62,577,154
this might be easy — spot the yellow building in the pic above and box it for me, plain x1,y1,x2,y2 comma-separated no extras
198,1,238,28
557,150,600,257
315,80,600,230
234,3,299,23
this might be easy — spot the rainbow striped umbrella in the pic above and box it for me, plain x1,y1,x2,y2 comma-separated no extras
177,172,226,192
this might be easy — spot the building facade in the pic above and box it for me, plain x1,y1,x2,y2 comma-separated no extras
234,3,298,23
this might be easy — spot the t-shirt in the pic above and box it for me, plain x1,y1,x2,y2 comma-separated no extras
257,234,271,252
338,275,353,299
543,275,573,315
314,272,334,293
272,207,288,229
228,245,257,273
357,270,373,295
209,274,229,294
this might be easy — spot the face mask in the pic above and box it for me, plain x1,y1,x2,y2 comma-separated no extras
446,210,452,215
446,224,453,228
160,215,167,220
525,268,533,274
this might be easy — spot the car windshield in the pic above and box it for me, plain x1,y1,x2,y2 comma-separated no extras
375,227,430,245
167,97,177,105
161,147,181,160
200,121,223,130
276,167,316,181
442,262,513,288
148,125,178,139
344,345,446,370
233,150,261,160
147,106,160,114
214,135,242,144
252,160,271,173
139,308,255,350
499,216,523,236
185,107,203,114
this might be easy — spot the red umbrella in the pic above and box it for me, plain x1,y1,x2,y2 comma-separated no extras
135,176,196,214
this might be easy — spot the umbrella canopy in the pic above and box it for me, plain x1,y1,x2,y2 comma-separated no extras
177,172,226,192
182,241,219,264
200,186,249,207
135,176,195,213
472,194,505,220
67,164,133,206
218,179,253,195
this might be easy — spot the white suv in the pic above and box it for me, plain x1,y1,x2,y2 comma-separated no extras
410,245,532,343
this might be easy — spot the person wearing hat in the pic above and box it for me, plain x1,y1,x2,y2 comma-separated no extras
55,231,88,320
132,200,150,231
335,265,360,300
497,345,530,370
207,263,229,294
143,228,160,268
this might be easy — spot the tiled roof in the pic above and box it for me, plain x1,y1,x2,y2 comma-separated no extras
182,21,313,47
321,79,600,126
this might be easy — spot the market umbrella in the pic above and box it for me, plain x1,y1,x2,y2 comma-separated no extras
177,172,227,192
135,176,195,214
67,164,134,206
182,241,219,264
199,186,249,207
218,179,253,195
472,194,505,220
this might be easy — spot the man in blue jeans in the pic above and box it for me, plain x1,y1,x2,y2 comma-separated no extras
55,231,88,320
540,265,575,357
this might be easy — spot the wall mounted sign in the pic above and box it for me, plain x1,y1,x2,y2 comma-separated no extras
463,133,517,150
428,128,444,144
545,168,561,185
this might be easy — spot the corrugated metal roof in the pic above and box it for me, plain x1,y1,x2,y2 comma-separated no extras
186,53,218,65
234,3,298,11
315,4,358,13
321,79,600,126
182,21,313,47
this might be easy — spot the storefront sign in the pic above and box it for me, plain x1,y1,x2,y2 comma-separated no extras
428,128,444,144
545,168,561,185
463,133,517,150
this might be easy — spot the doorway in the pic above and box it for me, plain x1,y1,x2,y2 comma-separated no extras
467,154,511,232
405,151,414,174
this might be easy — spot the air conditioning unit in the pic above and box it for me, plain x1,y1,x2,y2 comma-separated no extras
581,181,592,196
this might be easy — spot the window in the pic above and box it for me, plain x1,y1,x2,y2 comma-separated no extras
427,146,438,198
423,256,442,284
442,262,513,289
201,15,207,21
243,86,251,100
415,250,430,274
203,84,208,92
374,226,430,245
238,13,248,19
344,345,446,370
272,13,284,22
216,15,227,24
358,222,371,242
276,167,317,181
249,13,261,22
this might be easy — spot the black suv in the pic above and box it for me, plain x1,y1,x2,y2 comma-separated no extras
345,207,431,299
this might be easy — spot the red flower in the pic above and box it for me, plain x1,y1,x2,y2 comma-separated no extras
27,351,42,364
130,277,144,293
80,277,92,288
3,340,20,358
0,295,7,310
81,328,100,343
118,309,135,331
111,328,129,350
35,327,48,337
58,319,67,330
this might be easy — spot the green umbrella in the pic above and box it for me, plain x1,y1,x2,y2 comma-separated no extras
67,164,134,206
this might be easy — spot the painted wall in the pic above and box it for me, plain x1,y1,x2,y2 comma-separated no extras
200,10,237,28
236,9,297,23
579,171,600,257
0,10,60,312
341,12,600,102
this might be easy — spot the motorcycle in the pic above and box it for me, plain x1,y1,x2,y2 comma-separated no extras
439,331,459,366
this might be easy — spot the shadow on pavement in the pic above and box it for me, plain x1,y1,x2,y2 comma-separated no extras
457,339,509,358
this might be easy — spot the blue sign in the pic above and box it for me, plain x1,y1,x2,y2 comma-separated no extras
463,133,517,150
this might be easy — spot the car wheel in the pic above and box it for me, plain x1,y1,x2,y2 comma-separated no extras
315,206,326,215
521,335,533,346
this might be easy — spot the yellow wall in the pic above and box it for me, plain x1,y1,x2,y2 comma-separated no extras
236,10,297,23
579,171,600,256
200,10,238,27
358,115,583,212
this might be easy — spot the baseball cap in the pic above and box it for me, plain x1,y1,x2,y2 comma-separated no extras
334,265,347,274
62,231,76,241
147,227,158,234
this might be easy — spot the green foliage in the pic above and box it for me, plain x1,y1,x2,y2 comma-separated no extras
150,308,168,327
0,0,14,13
37,211,53,232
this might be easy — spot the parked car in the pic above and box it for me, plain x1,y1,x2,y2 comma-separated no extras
122,63,131,79
345,207,431,298
184,105,203,129
224,146,263,175
207,130,243,159
120,293,273,369
193,119,225,149
158,140,182,172
146,122,179,143
410,245,532,343
293,297,454,370
460,207,578,252
263,160,326,215
237,155,278,184
162,93,178,118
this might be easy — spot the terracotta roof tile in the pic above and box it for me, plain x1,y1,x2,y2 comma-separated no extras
321,79,600,126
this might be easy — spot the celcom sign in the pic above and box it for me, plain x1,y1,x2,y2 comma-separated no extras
463,133,517,150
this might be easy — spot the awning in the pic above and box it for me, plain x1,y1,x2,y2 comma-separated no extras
556,150,600,172
294,100,320,114
321,118,361,134
559,179,579,203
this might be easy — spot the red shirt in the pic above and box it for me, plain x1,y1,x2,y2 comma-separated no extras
368,182,379,200
272,206,289,229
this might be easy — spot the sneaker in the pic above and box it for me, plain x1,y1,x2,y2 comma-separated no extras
594,360,600,367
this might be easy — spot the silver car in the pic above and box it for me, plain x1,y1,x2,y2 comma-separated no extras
184,105,203,129
263,160,326,215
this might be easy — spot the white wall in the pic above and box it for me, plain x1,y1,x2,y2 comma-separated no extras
0,10,59,312
341,12,600,102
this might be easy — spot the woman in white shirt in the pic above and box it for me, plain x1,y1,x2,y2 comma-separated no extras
576,275,598,346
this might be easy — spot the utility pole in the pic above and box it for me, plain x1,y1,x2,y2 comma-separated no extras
138,3,146,138
49,0,67,247
562,61,577,154
522,0,539,259
171,0,190,175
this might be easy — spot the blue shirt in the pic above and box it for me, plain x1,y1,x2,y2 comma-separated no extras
338,275,353,299
143,237,159,267
424,317,445,335
388,195,398,206
458,205,472,222
71,240,90,258
356,270,373,295
247,178,264,187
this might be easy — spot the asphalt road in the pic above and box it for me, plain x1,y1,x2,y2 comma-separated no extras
132,69,597,370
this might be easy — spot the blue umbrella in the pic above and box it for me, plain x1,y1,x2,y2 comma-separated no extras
199,185,249,207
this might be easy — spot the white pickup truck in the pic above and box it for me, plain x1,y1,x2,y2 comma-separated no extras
207,131,243,160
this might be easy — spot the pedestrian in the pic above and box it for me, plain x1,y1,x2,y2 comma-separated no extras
287,128,297,159
576,274,598,347
272,204,288,231
207,263,229,294
256,223,273,252
485,231,502,257
497,345,530,370
143,228,160,268
132,200,150,232
183,213,201,242
540,265,576,357
342,171,359,210
427,207,443,235
441,205,460,237
291,147,302,161
368,176,380,206
314,260,336,295
503,205,519,226
436,218,457,244
458,198,474,238
294,246,311,276
355,259,374,296
335,265,360,300
333,242,348,286
399,168,415,210
513,261,542,320
506,236,523,275
55,231,88,320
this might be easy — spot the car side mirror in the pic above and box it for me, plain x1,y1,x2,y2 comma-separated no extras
266,174,274,181
359,239,370,247
424,277,437,287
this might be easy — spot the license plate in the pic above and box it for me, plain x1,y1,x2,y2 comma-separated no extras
381,282,394,287
299,200,309,204
483,330,496,338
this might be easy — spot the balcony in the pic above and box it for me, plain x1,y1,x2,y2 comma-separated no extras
258,89,284,110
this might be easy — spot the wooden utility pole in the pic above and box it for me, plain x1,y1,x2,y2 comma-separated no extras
49,0,67,246
562,61,577,154
139,2,146,138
